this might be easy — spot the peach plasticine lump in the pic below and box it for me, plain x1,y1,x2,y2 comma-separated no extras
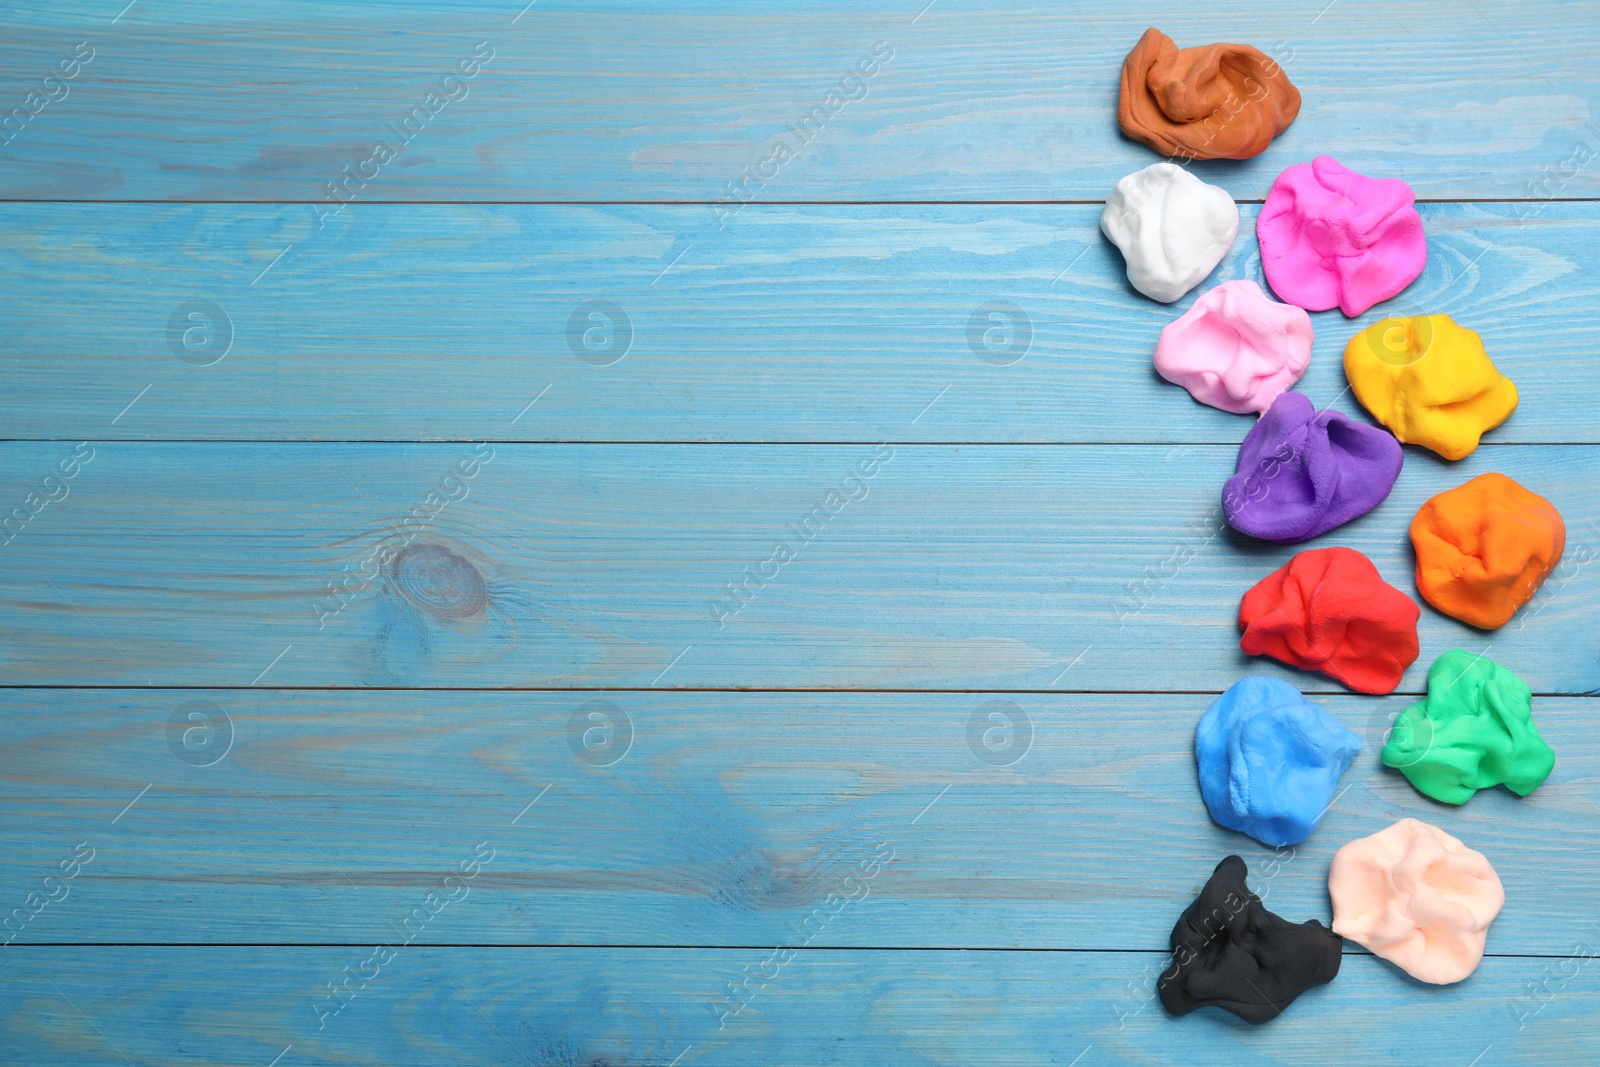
1328,818,1503,985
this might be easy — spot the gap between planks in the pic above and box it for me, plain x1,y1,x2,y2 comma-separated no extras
1,944,1586,960
4,686,1597,697
5,440,1598,447
4,198,1600,205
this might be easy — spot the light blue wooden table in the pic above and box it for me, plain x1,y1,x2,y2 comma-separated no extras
3,2,1599,1063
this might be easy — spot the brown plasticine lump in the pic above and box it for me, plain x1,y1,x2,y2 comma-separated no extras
1118,28,1301,161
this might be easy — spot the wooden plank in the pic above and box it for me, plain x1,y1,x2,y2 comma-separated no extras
0,442,1596,692
3,202,1599,444
1,689,1596,954
2,1,1598,202
4,3,1597,1060
1,945,1594,1065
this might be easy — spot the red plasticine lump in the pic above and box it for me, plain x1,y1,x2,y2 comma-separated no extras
1239,547,1421,695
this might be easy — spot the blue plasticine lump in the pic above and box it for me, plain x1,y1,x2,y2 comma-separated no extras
1195,677,1362,847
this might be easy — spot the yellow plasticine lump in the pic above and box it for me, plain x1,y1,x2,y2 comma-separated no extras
1343,314,1518,461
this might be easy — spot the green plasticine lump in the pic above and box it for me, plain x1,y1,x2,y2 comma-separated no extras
1381,650,1554,805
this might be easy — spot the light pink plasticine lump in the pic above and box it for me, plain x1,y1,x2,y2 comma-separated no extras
1328,818,1504,984
1257,155,1427,317
1153,279,1313,414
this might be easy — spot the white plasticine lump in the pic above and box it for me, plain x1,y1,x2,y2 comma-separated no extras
1100,162,1240,303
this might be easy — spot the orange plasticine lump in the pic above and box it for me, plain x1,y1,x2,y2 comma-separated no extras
1117,28,1300,161
1411,473,1566,630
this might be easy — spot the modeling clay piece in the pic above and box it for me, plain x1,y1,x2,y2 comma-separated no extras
1154,280,1312,413
1101,162,1239,303
1222,392,1403,542
1344,315,1518,460
1239,548,1420,695
1381,650,1554,804
1329,819,1504,984
1159,855,1341,1024
1258,156,1426,316
1118,28,1302,161
1411,473,1565,628
1195,678,1361,847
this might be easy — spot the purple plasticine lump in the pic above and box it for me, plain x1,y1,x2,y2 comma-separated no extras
1223,392,1404,543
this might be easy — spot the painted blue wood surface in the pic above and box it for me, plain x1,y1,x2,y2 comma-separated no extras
3,1,1600,1064
4,946,1598,1066
0,442,1595,691
3,202,1599,443
2,1,1599,201
0,688,1595,955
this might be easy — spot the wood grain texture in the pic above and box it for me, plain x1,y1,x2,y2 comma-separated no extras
2,1,1598,202
3,946,1596,1066
3,202,1599,444
4,1,1600,1059
1,442,1595,692
1,689,1596,954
